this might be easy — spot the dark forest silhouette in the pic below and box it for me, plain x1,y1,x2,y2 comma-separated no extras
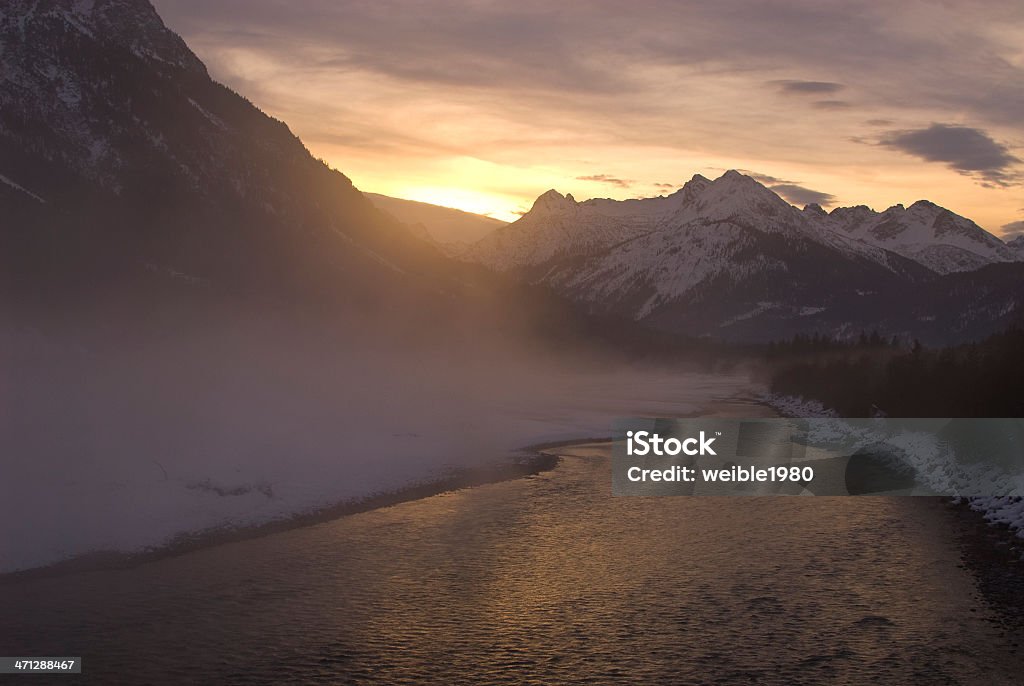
768,328,1024,417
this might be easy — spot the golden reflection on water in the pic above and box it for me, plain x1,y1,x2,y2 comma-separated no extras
2,442,1022,684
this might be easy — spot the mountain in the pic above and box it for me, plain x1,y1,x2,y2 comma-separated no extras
812,200,1018,274
466,171,1024,343
0,0,457,327
364,193,505,251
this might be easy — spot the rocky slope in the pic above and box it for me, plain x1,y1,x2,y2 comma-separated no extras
813,200,1018,274
0,0,454,326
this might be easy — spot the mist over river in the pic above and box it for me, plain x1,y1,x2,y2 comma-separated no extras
3,402,1023,684
2,321,749,574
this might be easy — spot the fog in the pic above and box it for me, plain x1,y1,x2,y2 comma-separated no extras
1,295,752,573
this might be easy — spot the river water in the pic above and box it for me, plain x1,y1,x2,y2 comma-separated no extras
3,435,1023,683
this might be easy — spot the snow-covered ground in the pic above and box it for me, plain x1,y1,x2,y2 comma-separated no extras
1,325,751,573
762,392,1024,541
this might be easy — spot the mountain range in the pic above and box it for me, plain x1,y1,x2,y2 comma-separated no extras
464,171,1024,342
2,0,1022,347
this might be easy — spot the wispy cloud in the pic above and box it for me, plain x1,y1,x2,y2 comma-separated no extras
812,100,851,110
773,80,844,95
152,0,1024,229
879,123,1021,187
739,170,836,207
576,174,634,189
1002,220,1024,238
769,183,836,207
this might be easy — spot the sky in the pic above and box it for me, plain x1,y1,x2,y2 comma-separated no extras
154,0,1024,235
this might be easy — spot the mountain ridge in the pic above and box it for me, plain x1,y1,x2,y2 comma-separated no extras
470,170,1017,275
364,193,505,250
0,0,462,323
464,170,1024,342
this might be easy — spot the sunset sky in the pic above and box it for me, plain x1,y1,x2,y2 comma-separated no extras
155,0,1024,236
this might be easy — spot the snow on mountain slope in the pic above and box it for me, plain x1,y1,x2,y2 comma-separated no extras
470,170,918,276
467,190,652,270
466,176,723,271
823,200,1018,274
543,218,772,319
470,170,922,298
464,170,1023,341
0,172,45,203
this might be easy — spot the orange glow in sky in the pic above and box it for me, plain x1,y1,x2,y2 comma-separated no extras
156,1,1024,236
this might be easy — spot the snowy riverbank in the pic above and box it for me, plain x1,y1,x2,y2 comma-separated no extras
761,392,1024,541
2,328,751,574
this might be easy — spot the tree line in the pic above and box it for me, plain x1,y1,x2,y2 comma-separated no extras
768,328,1024,417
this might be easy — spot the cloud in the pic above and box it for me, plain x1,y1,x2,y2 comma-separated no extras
738,170,836,207
774,80,844,95
653,182,677,189
1002,220,1024,239
740,171,783,185
152,0,1024,227
879,123,1021,186
576,174,634,188
768,183,836,207
812,100,851,109
156,0,1024,132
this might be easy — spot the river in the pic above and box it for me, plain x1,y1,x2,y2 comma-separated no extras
3,417,1023,683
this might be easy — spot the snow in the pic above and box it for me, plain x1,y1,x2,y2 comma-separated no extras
0,326,751,573
0,172,44,202
466,171,932,324
188,97,227,130
466,170,1022,321
760,392,839,419
824,200,1019,274
763,392,1024,542
719,302,783,328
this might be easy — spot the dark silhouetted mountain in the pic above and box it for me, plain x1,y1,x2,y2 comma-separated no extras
0,0,456,325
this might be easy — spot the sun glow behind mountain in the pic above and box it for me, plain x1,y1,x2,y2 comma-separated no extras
393,187,520,223
154,0,1024,239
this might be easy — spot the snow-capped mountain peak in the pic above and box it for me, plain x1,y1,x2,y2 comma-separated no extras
648,170,816,245
463,169,1023,339
829,197,1017,274
530,189,578,214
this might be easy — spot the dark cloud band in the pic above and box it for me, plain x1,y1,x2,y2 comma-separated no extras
880,123,1021,187
773,80,844,95
738,170,836,207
